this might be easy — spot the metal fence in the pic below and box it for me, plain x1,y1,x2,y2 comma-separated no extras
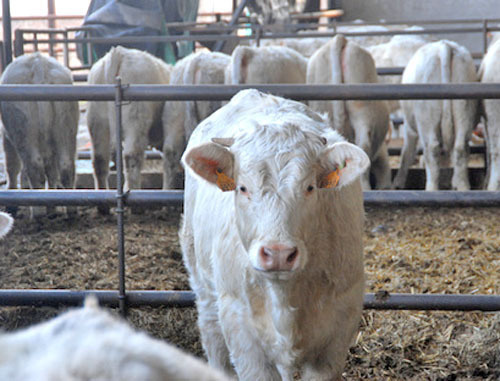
1,83,500,317
11,18,500,71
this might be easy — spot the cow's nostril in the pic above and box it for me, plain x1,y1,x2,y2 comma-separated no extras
286,249,298,263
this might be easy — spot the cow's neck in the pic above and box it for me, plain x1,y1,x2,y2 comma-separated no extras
265,278,301,333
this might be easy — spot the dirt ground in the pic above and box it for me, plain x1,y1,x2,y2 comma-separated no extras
0,204,498,380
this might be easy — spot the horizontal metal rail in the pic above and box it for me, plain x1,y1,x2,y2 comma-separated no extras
1,190,499,208
0,289,498,311
2,83,500,102
75,145,486,160
70,67,406,82
19,25,500,45
77,150,162,160
387,145,486,156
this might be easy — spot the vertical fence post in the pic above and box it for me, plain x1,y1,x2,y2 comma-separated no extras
63,30,69,68
13,29,25,57
482,19,489,55
2,0,13,65
114,77,127,317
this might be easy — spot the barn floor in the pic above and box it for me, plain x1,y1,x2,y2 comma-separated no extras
0,205,498,380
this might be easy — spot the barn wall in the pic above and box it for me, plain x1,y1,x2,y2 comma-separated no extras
337,0,500,57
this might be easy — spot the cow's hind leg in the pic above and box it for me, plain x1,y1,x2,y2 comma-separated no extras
87,103,111,214
393,120,418,189
485,117,500,190
371,143,392,189
419,123,441,191
22,149,47,219
44,151,60,218
3,136,21,216
123,131,148,214
451,100,472,191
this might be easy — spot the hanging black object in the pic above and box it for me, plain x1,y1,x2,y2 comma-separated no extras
75,0,199,66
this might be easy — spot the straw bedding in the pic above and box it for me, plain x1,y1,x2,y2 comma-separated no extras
0,204,498,380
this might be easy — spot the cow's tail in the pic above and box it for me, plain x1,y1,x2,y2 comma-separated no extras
330,35,348,132
230,46,252,84
439,41,454,154
32,53,54,138
183,53,201,133
102,47,123,128
103,46,123,84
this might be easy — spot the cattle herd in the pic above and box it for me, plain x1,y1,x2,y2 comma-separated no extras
0,23,499,380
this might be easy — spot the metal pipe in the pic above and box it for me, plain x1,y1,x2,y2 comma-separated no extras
69,67,408,83
2,0,13,65
362,191,500,207
76,146,486,160
1,190,499,208
47,0,56,56
77,150,163,160
388,145,485,156
13,29,25,57
20,24,500,46
483,19,489,55
121,83,500,101
4,83,500,102
0,290,498,311
363,293,500,311
114,78,127,317
213,0,249,52
0,290,195,308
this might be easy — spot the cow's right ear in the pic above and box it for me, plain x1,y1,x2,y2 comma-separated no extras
182,142,236,191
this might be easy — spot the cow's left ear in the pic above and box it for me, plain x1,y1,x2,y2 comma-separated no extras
182,142,236,191
317,141,370,189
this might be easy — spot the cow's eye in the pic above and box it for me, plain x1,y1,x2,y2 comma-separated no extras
239,186,248,193
306,185,314,193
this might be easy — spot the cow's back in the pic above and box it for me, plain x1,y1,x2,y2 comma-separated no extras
227,45,307,84
99,45,171,85
0,53,78,145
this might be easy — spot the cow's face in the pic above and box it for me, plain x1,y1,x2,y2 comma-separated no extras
183,125,369,281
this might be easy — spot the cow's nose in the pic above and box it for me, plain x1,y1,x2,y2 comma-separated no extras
258,244,299,272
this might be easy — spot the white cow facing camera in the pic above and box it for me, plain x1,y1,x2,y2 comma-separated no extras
181,89,369,380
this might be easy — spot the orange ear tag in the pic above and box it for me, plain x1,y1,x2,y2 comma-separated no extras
323,168,340,188
216,169,236,191
322,161,346,189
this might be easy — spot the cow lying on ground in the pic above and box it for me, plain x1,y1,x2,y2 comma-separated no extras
0,52,79,218
86,46,172,210
479,38,500,190
307,34,392,189
162,51,230,189
0,297,230,381
225,45,308,85
393,40,478,191
180,89,369,380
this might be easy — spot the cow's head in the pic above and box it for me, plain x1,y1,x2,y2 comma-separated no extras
183,124,369,281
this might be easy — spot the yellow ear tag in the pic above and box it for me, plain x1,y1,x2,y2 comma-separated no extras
216,169,236,191
322,161,346,189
